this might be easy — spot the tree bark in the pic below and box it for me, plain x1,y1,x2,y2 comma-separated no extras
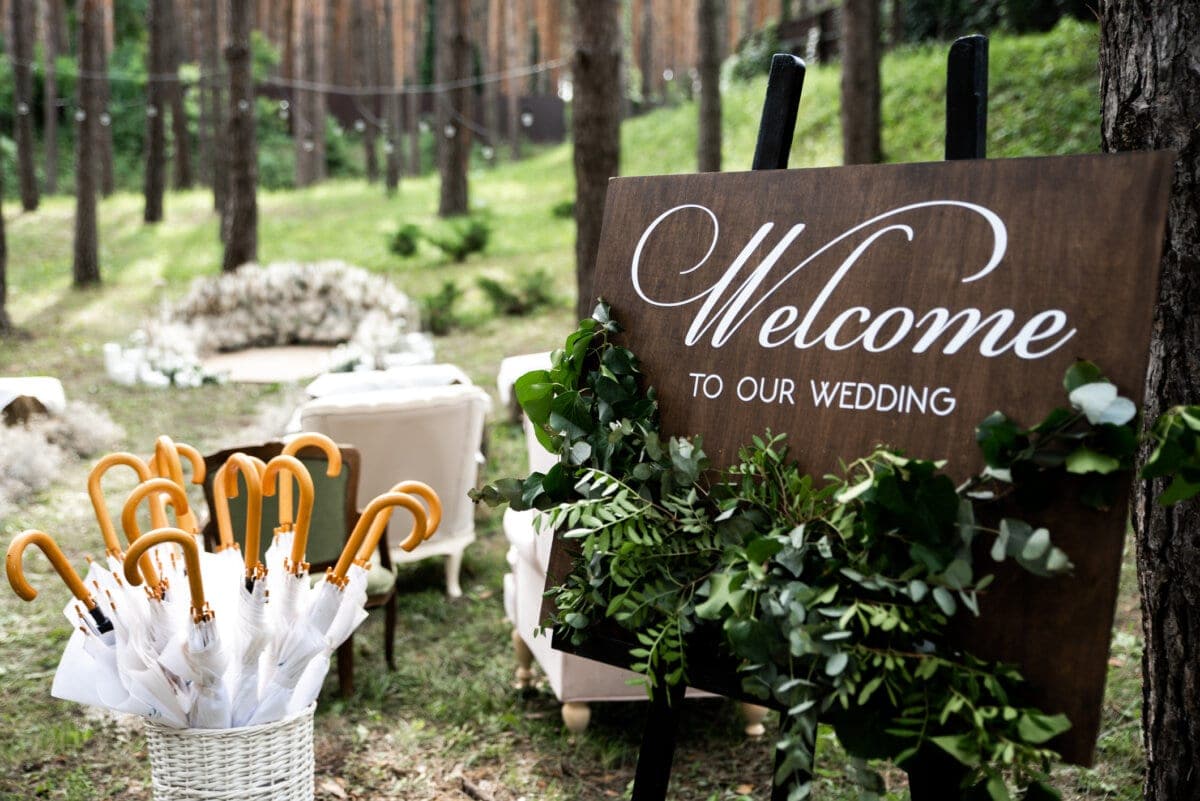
407,0,423,176
354,0,379,183
168,0,193,190
638,0,654,106
42,0,60,196
506,0,524,160
570,0,621,320
839,0,882,165
222,0,258,271
1100,4,1200,800
208,0,227,215
10,0,40,211
0,145,10,334
697,0,722,172
436,0,471,216
98,0,115,196
381,0,402,192
144,0,168,223
74,0,103,287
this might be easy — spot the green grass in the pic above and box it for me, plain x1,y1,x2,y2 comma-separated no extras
0,20,1142,800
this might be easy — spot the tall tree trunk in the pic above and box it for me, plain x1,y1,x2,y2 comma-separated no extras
0,148,10,334
195,0,212,185
168,0,193,190
314,0,329,180
42,0,60,196
74,0,103,287
381,0,402,192
407,0,423,176
570,0,621,319
293,0,313,187
697,0,722,172
1101,4,1200,800
145,0,168,223
354,0,379,183
890,0,904,48
436,0,471,216
10,0,40,211
639,0,654,106
223,0,257,271
506,0,524,160
98,0,115,196
839,0,881,164
208,0,227,215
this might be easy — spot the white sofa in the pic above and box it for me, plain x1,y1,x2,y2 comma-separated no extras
299,383,492,598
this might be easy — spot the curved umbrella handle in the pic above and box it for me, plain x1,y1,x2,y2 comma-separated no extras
7,530,96,607
280,433,343,529
353,492,429,565
384,480,442,540
153,436,203,533
218,453,265,577
330,493,427,584
261,454,315,573
123,527,211,622
121,477,190,593
87,452,154,558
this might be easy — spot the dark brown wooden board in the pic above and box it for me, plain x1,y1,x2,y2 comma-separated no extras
547,152,1172,766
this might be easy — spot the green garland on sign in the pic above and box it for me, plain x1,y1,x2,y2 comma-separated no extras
473,302,1200,801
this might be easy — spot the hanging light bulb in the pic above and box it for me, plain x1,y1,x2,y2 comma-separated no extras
74,109,86,122
520,112,534,128
383,141,395,154
419,119,430,134
280,99,290,111
481,145,495,161
99,112,112,127
354,119,366,132
16,102,29,116
663,68,675,81
443,123,456,139
303,140,315,152
147,105,159,118
237,98,250,112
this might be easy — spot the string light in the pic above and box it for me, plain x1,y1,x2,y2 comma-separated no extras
383,141,394,154
237,98,250,112
74,109,86,122
520,112,534,128
443,123,456,139
99,112,111,127
354,119,366,132
146,105,158,118
481,145,495,160
16,102,29,115
663,68,675,81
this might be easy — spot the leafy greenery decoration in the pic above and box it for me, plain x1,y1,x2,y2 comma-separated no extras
473,301,1195,801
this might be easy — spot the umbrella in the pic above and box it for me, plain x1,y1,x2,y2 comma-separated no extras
87,452,161,572
123,527,231,729
151,435,207,535
211,453,276,726
282,491,432,718
267,433,342,580
260,454,315,626
3,530,163,719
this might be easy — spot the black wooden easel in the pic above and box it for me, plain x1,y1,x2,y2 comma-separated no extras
620,34,990,801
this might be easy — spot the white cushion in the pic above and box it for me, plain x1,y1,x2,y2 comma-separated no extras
496,352,552,413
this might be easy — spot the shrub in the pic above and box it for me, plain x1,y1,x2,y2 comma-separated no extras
426,216,491,262
421,281,463,336
551,199,575,219
729,23,779,81
477,269,558,316
390,223,422,257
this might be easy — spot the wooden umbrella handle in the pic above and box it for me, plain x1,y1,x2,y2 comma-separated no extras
6,530,96,608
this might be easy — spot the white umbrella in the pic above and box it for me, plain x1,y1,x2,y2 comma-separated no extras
123,527,231,729
265,433,342,583
285,490,433,716
260,455,316,631
211,453,274,727
121,477,196,652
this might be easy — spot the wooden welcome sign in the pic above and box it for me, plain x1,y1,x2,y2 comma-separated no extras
583,152,1173,764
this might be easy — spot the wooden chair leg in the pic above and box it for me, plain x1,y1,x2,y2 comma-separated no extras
337,633,354,696
512,628,534,689
444,548,465,599
561,701,591,734
384,591,397,670
739,702,769,737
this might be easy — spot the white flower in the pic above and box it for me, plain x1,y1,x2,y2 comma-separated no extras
1069,382,1137,426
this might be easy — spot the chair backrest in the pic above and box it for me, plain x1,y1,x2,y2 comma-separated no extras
298,384,491,543
200,441,363,571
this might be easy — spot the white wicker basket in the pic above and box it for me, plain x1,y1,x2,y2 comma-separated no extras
143,704,315,801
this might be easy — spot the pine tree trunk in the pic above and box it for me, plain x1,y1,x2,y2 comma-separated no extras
314,0,329,181
381,0,402,192
570,0,621,319
98,0,115,197
0,150,10,334
1100,3,1200,799
167,0,193,190
840,0,882,164
195,0,212,185
436,0,471,216
697,0,722,173
11,0,40,211
208,0,227,215
222,0,258,271
506,0,524,160
74,0,103,287
354,0,379,183
42,0,60,196
639,0,654,106
407,0,423,175
144,0,168,223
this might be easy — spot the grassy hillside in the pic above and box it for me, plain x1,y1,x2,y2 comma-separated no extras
0,20,1141,801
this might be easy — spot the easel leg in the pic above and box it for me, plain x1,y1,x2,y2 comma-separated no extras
630,682,687,801
905,746,970,801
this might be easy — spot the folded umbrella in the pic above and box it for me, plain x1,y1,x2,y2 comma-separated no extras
124,527,231,729
150,435,206,536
